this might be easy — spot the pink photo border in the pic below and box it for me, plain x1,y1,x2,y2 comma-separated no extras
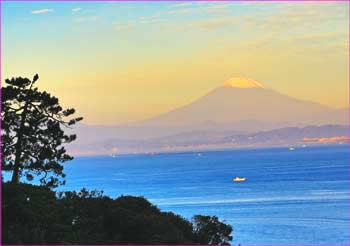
0,0,349,245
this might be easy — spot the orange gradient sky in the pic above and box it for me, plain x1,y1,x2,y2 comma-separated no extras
2,2,349,124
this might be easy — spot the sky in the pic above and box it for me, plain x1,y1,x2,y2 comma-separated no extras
2,1,349,125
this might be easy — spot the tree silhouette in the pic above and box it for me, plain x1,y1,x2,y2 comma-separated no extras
192,215,233,245
3,183,234,244
1,74,82,188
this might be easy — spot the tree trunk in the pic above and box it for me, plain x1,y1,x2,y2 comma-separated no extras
11,104,29,184
11,134,24,184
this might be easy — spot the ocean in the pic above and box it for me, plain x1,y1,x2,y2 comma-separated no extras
31,145,350,244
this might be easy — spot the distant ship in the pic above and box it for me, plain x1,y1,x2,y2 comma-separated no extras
289,147,295,151
233,177,246,182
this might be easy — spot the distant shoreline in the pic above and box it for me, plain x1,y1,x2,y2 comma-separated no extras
71,143,349,158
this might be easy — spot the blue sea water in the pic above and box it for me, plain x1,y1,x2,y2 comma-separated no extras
38,145,350,244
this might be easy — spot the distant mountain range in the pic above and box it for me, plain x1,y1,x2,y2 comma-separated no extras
67,78,348,155
67,124,348,155
221,124,348,146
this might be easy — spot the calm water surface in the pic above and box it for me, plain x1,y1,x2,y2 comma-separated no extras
59,145,349,245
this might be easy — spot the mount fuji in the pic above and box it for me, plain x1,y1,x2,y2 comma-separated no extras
136,77,347,128
68,77,347,154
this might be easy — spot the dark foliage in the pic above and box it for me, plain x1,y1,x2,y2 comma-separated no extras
2,183,233,244
1,74,82,188
193,215,233,245
1,74,233,245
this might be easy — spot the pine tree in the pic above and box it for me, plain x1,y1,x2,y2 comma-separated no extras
1,74,83,188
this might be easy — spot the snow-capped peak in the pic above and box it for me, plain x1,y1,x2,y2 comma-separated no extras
224,77,264,88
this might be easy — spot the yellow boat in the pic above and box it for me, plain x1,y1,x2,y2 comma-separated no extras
233,177,246,182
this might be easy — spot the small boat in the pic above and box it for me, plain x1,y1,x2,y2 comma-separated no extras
233,177,246,182
289,147,295,151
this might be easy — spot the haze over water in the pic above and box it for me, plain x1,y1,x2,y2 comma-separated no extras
60,145,349,245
